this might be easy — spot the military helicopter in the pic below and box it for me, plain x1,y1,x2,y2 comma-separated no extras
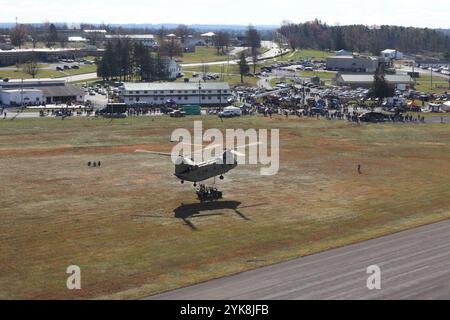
136,142,260,201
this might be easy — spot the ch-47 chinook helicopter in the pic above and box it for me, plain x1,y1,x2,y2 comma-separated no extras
135,142,260,202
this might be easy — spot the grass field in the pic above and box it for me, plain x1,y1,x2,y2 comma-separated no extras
277,49,333,62
0,64,97,80
176,47,236,64
1,116,450,299
414,76,449,94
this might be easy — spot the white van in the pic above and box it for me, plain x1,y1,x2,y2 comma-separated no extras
219,107,241,118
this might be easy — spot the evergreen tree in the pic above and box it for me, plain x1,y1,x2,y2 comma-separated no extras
370,64,395,102
238,53,250,83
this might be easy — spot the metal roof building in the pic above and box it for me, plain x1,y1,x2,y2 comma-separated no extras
0,79,85,106
120,82,232,106
336,73,414,90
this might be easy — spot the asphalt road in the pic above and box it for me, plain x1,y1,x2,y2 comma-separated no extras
148,219,450,300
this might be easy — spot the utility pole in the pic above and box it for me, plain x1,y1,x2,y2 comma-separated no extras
198,80,202,108
21,78,24,108
431,67,433,90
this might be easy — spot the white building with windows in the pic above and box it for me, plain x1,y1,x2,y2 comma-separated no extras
120,82,232,106
381,49,403,60
105,34,157,48
0,79,85,106
0,89,44,106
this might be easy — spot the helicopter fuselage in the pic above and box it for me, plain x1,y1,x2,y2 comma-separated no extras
175,158,238,183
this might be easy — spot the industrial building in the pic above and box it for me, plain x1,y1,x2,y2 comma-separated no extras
326,55,382,73
335,74,414,90
120,82,232,106
105,34,158,48
0,79,85,106
0,48,102,67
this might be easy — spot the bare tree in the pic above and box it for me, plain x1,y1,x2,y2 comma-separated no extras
10,24,28,49
159,37,183,59
23,59,40,79
175,24,192,45
213,31,230,55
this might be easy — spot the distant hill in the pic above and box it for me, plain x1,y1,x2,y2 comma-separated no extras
0,22,278,31
438,29,450,35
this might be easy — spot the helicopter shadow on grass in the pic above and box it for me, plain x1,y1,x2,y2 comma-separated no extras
174,201,268,231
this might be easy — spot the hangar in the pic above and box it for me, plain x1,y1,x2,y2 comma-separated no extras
0,79,85,106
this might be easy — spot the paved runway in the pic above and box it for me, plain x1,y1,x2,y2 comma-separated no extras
149,219,450,300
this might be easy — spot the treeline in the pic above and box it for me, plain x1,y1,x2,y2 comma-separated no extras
97,41,169,82
277,20,450,56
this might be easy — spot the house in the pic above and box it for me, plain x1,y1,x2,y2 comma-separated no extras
326,55,381,73
381,49,403,60
120,82,232,106
335,73,414,90
200,32,216,46
163,59,182,80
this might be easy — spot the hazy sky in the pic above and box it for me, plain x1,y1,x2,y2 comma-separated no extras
1,0,450,28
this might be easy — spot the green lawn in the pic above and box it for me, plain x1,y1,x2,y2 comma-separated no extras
178,71,257,87
0,64,97,80
176,46,236,64
299,70,336,80
1,117,449,299
414,76,449,94
277,49,333,62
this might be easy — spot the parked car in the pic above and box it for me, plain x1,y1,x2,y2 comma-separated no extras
169,110,186,118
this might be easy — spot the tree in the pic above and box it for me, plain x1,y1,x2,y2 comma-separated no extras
175,24,192,45
159,37,182,59
28,27,40,49
10,24,28,49
238,52,250,83
46,24,58,48
369,64,395,103
213,31,230,55
23,59,40,79
246,26,261,74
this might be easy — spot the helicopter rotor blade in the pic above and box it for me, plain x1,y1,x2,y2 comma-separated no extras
135,150,174,157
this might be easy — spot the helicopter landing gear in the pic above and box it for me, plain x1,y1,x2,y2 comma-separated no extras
196,184,223,202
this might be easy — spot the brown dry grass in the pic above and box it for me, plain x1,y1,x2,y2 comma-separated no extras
0,116,449,299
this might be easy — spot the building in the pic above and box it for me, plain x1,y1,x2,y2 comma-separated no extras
326,56,381,73
163,59,182,80
381,49,403,61
68,36,88,43
335,74,414,90
0,89,44,106
120,82,232,106
200,32,216,46
105,34,157,48
0,79,85,106
0,48,102,67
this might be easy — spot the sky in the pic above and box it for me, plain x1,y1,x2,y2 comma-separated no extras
1,0,450,29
